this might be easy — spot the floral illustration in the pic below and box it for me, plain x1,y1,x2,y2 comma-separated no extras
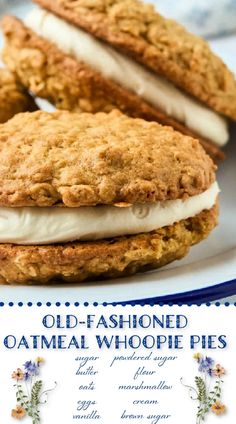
11,358,56,423
181,354,226,423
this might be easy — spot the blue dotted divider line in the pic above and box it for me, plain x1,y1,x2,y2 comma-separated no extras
0,302,235,307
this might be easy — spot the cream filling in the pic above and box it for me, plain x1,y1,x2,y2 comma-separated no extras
25,9,229,147
0,182,219,245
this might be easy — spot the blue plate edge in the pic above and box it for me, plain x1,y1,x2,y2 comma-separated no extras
113,278,236,305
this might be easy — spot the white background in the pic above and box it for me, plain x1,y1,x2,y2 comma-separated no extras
0,305,235,423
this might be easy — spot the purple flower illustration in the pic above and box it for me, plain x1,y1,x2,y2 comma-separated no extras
24,360,39,376
198,356,214,373
23,372,30,381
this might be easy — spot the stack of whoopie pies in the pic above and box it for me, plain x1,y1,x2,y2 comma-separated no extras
0,0,235,284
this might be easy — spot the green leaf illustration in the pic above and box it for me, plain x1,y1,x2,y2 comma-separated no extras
31,380,43,406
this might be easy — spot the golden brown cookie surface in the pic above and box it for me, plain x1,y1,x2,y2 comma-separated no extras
33,0,236,121
0,206,218,285
0,109,215,207
0,68,37,123
2,16,225,162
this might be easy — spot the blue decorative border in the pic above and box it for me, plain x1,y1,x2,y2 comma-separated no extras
0,301,235,307
0,303,235,306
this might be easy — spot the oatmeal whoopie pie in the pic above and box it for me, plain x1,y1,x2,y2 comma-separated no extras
0,110,219,284
0,68,37,123
2,0,236,160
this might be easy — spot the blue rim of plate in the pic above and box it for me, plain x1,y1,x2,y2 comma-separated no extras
0,279,235,306
114,278,236,305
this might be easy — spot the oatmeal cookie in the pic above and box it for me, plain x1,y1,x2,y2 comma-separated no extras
2,16,227,161
33,0,236,120
0,68,37,122
0,109,215,208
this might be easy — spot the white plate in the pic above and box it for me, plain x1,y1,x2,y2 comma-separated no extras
0,2,236,303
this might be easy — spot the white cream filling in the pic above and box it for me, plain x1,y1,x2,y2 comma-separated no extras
25,8,229,147
0,182,219,245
